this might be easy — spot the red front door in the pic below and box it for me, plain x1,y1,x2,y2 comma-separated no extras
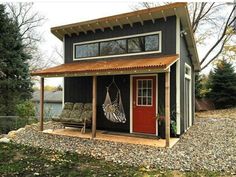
133,76,156,134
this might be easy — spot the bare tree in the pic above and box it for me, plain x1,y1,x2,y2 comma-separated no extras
132,3,236,71
6,3,50,71
6,3,45,50
190,3,236,70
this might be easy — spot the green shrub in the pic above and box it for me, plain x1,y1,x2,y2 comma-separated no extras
16,101,35,123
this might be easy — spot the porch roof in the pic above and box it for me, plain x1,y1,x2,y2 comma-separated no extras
32,54,178,77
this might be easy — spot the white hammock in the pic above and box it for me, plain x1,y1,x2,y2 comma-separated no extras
102,79,126,123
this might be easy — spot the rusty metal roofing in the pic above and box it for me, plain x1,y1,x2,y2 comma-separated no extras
32,55,179,77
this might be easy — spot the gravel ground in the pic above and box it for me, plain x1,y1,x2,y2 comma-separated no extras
196,107,236,119
8,118,236,173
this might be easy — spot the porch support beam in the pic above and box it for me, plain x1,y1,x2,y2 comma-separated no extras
40,77,44,131
92,76,97,139
165,71,170,147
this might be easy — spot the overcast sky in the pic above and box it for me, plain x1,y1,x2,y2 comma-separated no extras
33,2,138,87
26,2,234,87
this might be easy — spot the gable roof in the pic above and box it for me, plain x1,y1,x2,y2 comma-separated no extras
51,2,200,71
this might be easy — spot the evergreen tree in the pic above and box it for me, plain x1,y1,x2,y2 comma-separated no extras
207,59,236,109
195,73,203,99
0,4,32,116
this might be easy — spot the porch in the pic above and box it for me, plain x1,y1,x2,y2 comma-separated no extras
32,55,179,148
45,128,179,148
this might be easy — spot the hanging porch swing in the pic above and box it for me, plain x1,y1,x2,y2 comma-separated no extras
102,77,126,123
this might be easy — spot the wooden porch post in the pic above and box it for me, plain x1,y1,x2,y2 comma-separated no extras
165,71,170,147
92,76,97,139
40,77,44,131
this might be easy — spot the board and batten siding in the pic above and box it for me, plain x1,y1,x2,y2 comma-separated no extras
180,34,195,134
64,16,176,63
64,75,130,132
158,64,176,123
63,15,178,133
64,72,176,133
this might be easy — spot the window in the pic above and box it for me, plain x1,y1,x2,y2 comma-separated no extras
185,67,190,75
185,63,191,80
74,32,161,59
100,39,126,56
137,79,152,106
128,37,145,53
75,43,98,58
145,35,159,51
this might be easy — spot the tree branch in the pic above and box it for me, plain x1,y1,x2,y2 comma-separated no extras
200,5,236,65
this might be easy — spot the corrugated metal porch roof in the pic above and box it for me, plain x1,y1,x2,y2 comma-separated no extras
32,55,179,77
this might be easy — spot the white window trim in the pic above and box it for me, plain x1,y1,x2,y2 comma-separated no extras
136,79,153,107
130,74,158,136
185,63,191,80
184,63,192,127
73,31,162,61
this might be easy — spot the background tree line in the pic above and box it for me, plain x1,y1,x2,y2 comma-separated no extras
196,60,236,109
135,2,236,109
0,4,33,116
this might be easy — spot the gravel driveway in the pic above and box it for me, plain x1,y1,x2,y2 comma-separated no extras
9,118,236,173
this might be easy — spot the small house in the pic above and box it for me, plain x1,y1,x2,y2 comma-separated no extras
32,91,62,119
33,3,200,147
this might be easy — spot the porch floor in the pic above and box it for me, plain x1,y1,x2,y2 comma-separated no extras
47,128,179,148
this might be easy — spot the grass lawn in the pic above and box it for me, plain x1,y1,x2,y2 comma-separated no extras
0,142,228,177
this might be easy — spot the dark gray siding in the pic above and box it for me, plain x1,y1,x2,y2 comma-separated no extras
63,15,178,133
64,16,176,63
64,72,176,133
64,75,130,132
158,64,176,121
96,75,130,132
180,35,195,134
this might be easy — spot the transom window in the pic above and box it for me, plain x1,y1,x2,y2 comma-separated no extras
74,32,161,60
137,79,152,106
100,39,126,56
75,43,98,58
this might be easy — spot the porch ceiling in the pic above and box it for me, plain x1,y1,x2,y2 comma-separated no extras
32,54,179,77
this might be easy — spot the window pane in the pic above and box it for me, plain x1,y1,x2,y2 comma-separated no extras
138,89,142,97
143,97,146,105
147,97,152,105
143,89,147,96
147,80,152,88
185,67,190,75
145,35,159,51
147,89,151,96
75,43,98,58
138,97,142,105
100,39,126,56
138,80,142,88
128,37,145,53
143,80,147,88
